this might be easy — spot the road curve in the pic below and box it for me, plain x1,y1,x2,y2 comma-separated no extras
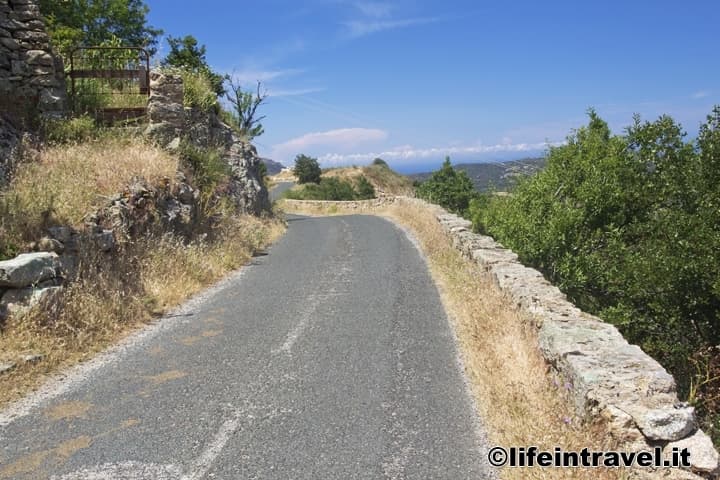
269,181,294,202
0,214,493,479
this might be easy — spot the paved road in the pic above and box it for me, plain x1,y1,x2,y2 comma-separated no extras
0,214,492,479
269,182,294,202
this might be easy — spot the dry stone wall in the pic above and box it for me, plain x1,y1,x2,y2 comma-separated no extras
0,0,67,185
0,0,67,121
432,205,719,479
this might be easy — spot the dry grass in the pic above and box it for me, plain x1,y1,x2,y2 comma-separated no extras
282,199,622,480
1,136,178,254
0,214,285,407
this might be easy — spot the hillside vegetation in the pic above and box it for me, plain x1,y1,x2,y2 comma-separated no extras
324,159,415,196
283,156,414,201
411,157,545,192
416,107,720,445
0,126,282,407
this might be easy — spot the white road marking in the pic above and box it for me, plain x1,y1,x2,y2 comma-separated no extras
179,409,245,480
52,461,182,479
52,409,246,480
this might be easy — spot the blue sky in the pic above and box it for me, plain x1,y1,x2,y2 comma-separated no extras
146,0,719,173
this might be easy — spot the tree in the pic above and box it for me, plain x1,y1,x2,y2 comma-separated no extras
294,154,321,184
225,78,268,140
162,35,224,96
416,156,477,215
38,0,162,59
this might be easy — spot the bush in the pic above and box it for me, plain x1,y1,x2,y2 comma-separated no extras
355,175,375,199
284,177,363,201
416,156,478,215
469,107,720,444
372,157,389,167
294,154,321,184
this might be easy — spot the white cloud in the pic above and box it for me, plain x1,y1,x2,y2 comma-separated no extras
271,128,389,160
316,141,563,166
343,17,439,38
692,91,710,99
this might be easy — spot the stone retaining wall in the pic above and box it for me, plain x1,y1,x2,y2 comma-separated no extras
281,196,719,478
433,206,719,478
280,196,397,211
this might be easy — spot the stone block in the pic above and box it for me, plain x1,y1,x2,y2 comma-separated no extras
666,429,720,474
24,49,53,66
0,252,62,288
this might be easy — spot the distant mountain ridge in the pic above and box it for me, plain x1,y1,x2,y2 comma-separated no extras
260,158,285,175
410,157,546,191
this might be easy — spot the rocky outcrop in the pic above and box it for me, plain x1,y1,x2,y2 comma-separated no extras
432,207,720,478
144,69,270,215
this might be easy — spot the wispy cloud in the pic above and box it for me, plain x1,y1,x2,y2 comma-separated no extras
271,128,388,160
343,17,439,38
354,1,393,18
267,87,326,97
692,90,710,99
227,68,304,85
316,141,563,166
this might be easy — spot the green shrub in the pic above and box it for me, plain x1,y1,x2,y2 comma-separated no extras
416,156,478,215
284,177,359,201
355,175,375,199
469,107,720,444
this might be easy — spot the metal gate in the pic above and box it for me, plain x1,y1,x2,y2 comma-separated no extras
69,47,150,124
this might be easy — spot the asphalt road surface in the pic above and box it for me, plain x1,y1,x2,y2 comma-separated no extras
0,214,493,479
269,182,294,202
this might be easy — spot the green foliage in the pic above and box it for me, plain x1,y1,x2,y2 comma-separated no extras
39,0,162,59
224,79,267,140
469,108,720,441
294,154,322,184
178,69,218,113
284,178,357,201
178,142,230,208
355,175,376,199
416,156,478,215
42,115,99,144
372,157,389,168
162,35,225,97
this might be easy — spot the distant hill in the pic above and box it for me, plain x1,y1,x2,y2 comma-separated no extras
322,161,415,196
410,157,546,191
260,158,285,175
